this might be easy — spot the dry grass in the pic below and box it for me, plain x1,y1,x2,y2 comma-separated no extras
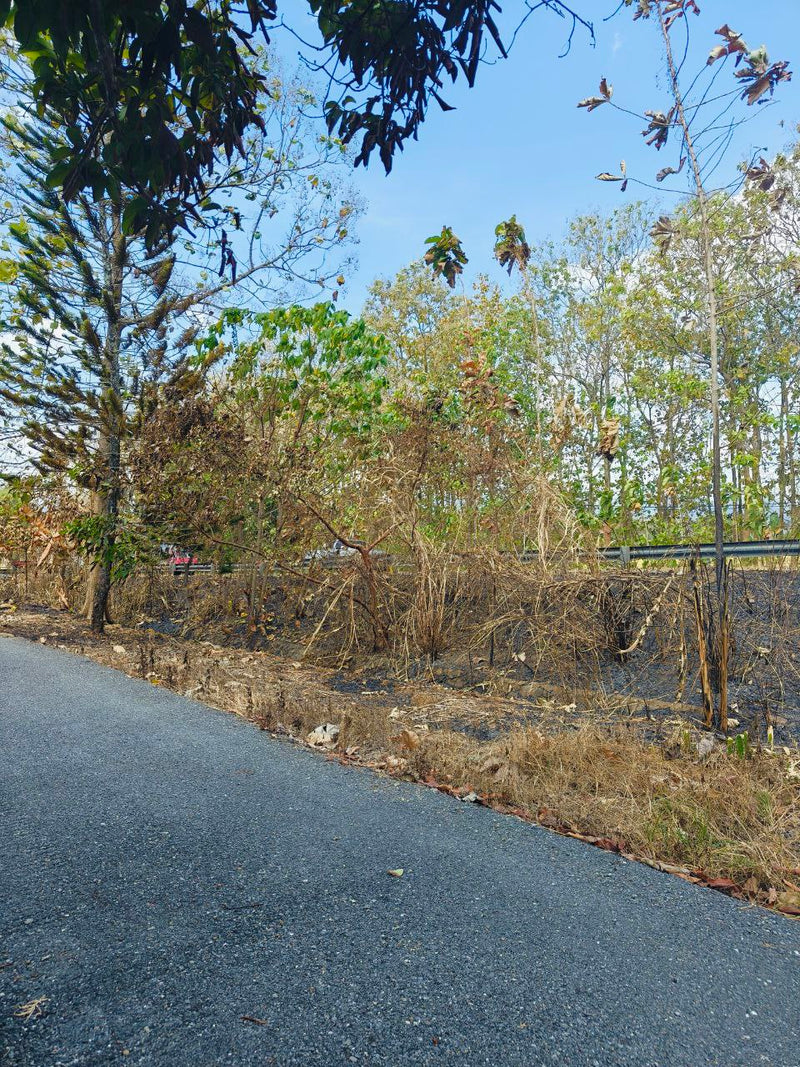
407,724,799,889
14,997,49,1021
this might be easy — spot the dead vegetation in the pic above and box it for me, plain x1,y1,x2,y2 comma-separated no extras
3,472,798,910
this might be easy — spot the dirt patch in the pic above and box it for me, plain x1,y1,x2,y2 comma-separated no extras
2,604,799,914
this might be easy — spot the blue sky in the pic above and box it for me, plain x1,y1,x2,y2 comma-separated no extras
276,2,800,312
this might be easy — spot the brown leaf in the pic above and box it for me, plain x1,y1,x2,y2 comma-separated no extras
656,158,685,182
777,890,800,911
704,877,738,891
537,807,563,830
578,96,608,112
592,837,624,853
391,728,421,751
707,25,748,65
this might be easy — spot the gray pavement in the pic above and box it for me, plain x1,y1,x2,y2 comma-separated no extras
1,635,799,1066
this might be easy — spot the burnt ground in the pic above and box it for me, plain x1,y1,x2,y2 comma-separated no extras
4,566,800,747
149,566,800,745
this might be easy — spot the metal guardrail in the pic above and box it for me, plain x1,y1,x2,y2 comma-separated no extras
166,562,214,575
598,539,800,564
157,539,800,576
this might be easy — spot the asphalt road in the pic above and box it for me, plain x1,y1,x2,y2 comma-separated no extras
1,636,799,1067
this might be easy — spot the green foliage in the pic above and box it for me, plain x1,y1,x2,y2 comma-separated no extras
5,2,593,242
727,732,751,760
64,514,147,581
4,0,270,245
222,302,390,443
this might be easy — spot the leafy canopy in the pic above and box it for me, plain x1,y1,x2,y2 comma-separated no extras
2,1,593,244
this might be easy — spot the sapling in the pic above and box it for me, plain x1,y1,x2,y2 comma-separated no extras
580,0,791,729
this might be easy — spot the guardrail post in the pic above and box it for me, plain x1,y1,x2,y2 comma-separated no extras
620,546,631,568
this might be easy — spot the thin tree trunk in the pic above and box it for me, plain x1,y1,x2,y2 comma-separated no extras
248,496,265,629
658,4,726,726
779,378,788,529
86,201,125,634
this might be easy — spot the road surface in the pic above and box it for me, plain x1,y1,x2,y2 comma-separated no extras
1,636,799,1066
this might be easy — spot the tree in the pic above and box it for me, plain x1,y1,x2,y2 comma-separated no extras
580,0,791,729
3,1,593,242
0,59,357,631
133,301,391,644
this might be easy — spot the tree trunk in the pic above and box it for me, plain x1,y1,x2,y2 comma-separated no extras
779,377,788,529
85,201,125,634
658,5,726,728
82,487,113,627
248,496,266,630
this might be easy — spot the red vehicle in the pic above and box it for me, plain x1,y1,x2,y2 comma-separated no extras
168,552,199,567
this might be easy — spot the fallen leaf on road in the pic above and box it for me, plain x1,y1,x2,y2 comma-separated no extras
383,754,408,772
777,890,800,916
306,723,340,749
387,868,404,877
537,807,563,830
14,997,49,1021
704,877,738,891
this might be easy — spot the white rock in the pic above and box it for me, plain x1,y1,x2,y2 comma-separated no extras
306,723,340,749
697,735,716,758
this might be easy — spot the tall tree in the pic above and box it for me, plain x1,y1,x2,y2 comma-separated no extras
4,1,593,243
581,0,791,728
0,59,357,631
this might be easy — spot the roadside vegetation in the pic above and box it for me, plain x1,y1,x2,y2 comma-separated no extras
0,2,798,908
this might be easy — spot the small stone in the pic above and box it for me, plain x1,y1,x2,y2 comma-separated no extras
697,735,716,758
306,723,340,749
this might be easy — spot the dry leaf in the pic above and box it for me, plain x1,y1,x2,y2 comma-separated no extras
391,728,421,751
14,997,49,1021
